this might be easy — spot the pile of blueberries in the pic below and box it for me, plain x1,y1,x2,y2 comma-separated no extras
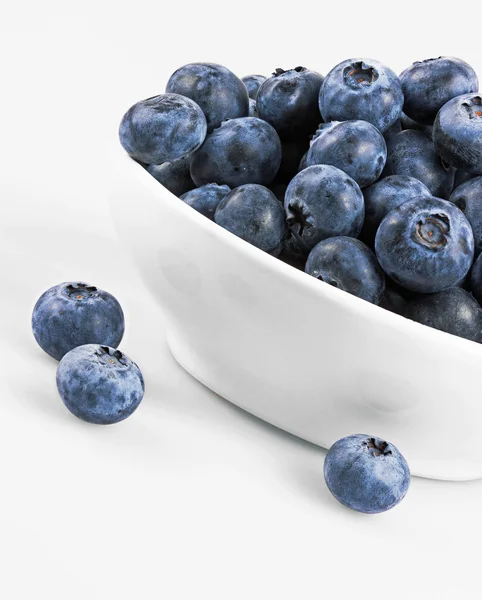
120,57,482,344
31,281,410,514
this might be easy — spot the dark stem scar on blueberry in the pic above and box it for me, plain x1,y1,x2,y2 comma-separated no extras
414,214,450,249
317,274,338,288
286,203,313,237
462,97,482,119
343,62,379,86
364,437,392,456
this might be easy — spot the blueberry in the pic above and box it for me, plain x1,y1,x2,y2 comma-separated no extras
470,253,482,305
388,130,455,199
284,165,364,251
324,434,410,514
361,175,432,246
248,98,258,117
400,57,478,125
274,137,311,184
146,155,195,197
32,282,125,361
453,170,475,189
400,112,433,136
383,119,402,147
379,282,408,316
449,176,482,256
190,117,281,188
119,94,207,165
404,287,482,343
278,232,309,271
242,74,266,99
319,58,403,133
375,196,474,293
433,94,482,175
257,67,324,139
305,237,385,304
306,120,387,188
214,184,287,255
56,344,144,425
180,183,231,220
166,62,249,132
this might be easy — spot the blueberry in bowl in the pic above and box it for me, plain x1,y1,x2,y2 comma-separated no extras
166,62,249,132
375,196,474,293
400,56,478,125
433,93,482,175
284,165,364,251
146,155,195,197
319,58,403,132
306,120,387,188
180,183,231,220
257,66,324,140
449,176,482,256
242,74,266,100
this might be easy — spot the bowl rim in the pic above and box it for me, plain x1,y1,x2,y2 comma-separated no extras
113,144,482,356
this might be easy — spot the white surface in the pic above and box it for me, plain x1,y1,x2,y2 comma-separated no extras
113,144,482,481
1,1,482,598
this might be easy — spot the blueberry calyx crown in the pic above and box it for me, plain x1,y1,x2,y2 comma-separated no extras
97,345,128,366
363,437,392,457
65,282,98,300
414,213,450,250
272,66,306,77
343,62,379,87
462,96,482,120
287,203,313,237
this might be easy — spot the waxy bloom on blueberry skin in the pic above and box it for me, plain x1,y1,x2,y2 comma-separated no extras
257,67,324,140
119,94,207,165
32,282,125,361
180,183,231,220
400,57,478,125
56,344,144,425
433,94,482,175
190,117,282,188
166,62,249,132
242,74,266,100
214,184,287,256
324,434,410,514
284,165,364,251
375,196,474,294
306,120,387,188
404,288,482,344
305,237,385,305
319,58,403,133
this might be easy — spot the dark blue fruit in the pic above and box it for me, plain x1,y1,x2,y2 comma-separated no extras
257,67,324,139
190,117,281,188
306,120,387,188
388,130,455,199
470,253,482,305
56,344,144,424
146,155,195,197
180,183,231,220
242,74,266,99
119,94,207,165
404,287,482,343
400,112,433,135
32,282,125,361
400,57,478,125
278,232,309,270
305,237,385,304
453,170,475,189
375,196,474,293
361,175,431,245
214,184,287,255
324,434,410,514
248,98,258,117
433,94,482,175
166,62,249,132
449,176,482,256
284,165,364,251
319,58,403,133
379,282,407,315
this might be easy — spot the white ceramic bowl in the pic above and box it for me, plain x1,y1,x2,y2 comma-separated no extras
110,145,482,481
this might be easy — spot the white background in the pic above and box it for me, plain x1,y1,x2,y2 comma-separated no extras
1,1,482,598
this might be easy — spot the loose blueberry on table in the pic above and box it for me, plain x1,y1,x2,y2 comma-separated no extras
119,56,482,348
